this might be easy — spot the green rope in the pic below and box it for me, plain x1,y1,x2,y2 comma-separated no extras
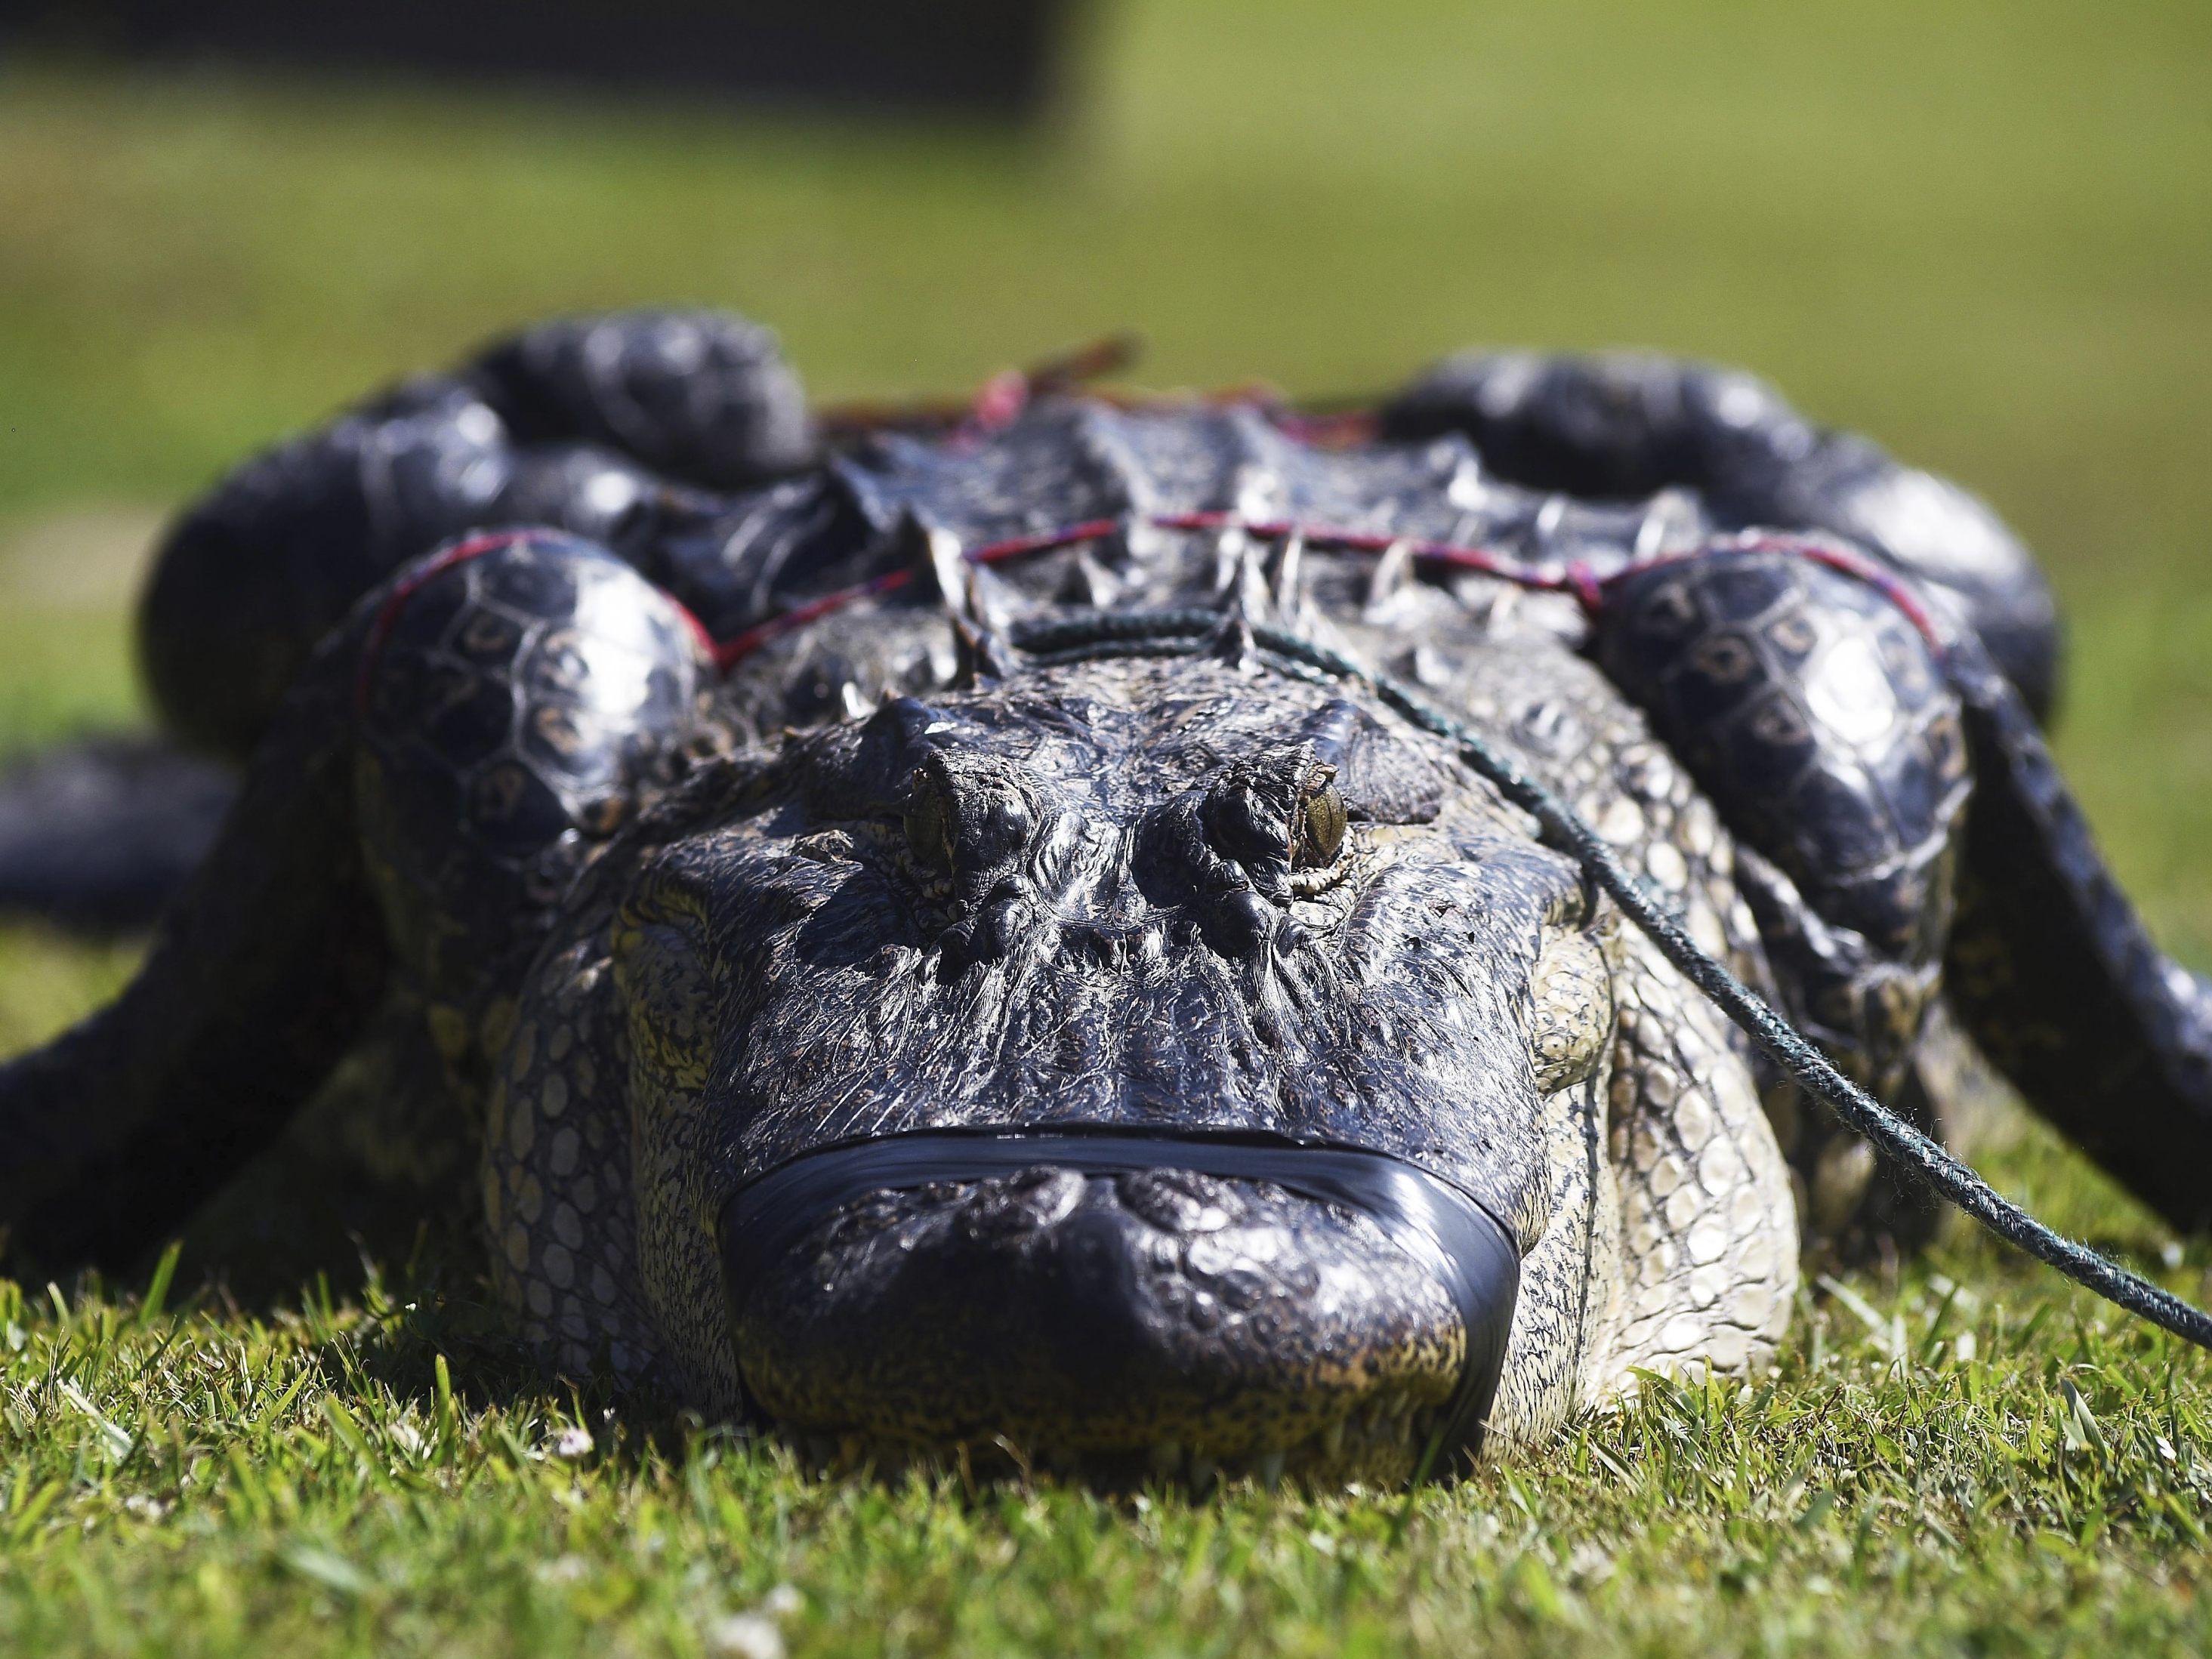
1010,607,2212,1352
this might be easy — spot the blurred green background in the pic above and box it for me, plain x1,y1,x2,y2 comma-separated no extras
0,0,2207,988
3,9,2212,1651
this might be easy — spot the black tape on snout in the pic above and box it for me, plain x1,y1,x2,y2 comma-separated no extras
718,1128,1520,1473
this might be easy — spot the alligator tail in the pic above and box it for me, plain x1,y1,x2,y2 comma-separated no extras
0,628,388,1275
0,735,235,933
1942,639,2212,1234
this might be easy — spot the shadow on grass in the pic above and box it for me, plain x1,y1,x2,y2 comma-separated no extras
152,1168,723,1473
46,1051,719,1461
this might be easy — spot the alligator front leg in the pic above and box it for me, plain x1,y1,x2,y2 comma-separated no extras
0,528,719,1274
1589,549,1972,1097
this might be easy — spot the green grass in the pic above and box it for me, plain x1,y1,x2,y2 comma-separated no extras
2,1226,2210,1656
2,0,2211,1649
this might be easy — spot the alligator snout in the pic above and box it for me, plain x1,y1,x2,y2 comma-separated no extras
727,1161,1488,1484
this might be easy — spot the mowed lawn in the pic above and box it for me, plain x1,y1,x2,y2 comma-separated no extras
2,2,2210,1651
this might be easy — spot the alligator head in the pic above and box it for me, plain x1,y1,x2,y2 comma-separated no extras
590,653,1620,1484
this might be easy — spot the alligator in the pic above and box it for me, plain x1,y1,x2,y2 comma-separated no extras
4,310,2210,1486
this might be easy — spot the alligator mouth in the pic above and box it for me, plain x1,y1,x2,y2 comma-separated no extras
720,1130,1519,1488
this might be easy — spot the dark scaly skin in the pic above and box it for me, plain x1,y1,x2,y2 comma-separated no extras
0,738,232,931
139,310,809,759
0,608,390,1266
1596,551,1970,1102
1381,351,2062,721
1941,643,2212,1232
1591,551,1973,1242
2,310,2204,1484
354,532,724,1096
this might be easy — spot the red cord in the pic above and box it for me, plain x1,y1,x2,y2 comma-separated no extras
708,512,1948,674
354,529,536,713
353,529,719,716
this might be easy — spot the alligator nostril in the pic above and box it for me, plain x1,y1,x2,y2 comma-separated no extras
1211,1268,1267,1313
955,1166,1085,1241
1115,1168,1237,1233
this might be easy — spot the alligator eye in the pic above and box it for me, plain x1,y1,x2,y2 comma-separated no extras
902,769,958,875
1292,766,1347,868
899,757,1037,882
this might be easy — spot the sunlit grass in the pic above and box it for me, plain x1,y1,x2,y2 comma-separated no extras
2,1217,2207,1656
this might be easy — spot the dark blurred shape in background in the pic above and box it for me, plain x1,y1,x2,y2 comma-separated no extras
0,0,2208,968
2,0,1081,119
